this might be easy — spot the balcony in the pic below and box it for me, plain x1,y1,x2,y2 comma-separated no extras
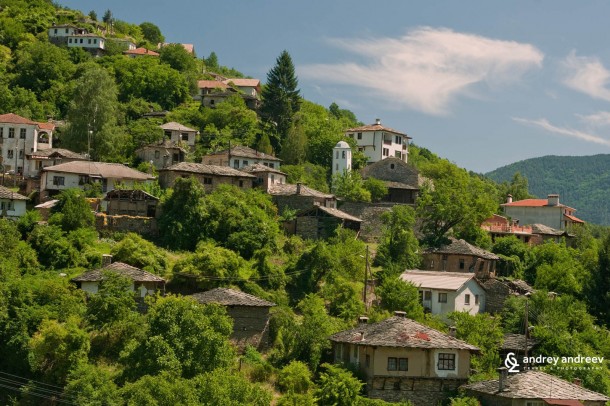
481,223,533,234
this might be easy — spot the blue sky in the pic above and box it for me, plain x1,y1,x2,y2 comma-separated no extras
60,0,610,173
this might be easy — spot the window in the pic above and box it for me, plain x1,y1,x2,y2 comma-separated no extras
239,180,244,187
242,160,248,167
335,164,339,171
357,133,362,140
203,177,212,185
181,133,189,141
442,254,448,271
342,151,346,159
0,128,3,138
395,151,402,159
424,291,432,301
154,150,160,159
387,357,397,371
210,99,215,105
80,38,83,43
53,176,65,186
8,128,14,138
88,39,92,44
438,293,447,303
65,28,68,34
465,294,470,305
270,174,275,182
164,130,172,138
335,151,339,159
438,353,455,370
54,28,58,34
430,259,435,268
398,358,408,371
348,133,354,138
7,150,13,159
94,39,97,44
18,150,23,159
16,167,22,175
365,354,370,368
78,175,89,185
69,38,72,43
382,148,389,156
395,136,401,144
268,163,274,169
358,147,364,152
233,159,239,169
475,295,479,305
459,259,465,270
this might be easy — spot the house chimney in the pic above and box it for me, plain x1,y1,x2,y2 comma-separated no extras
375,118,381,125
448,326,457,337
359,332,365,341
547,194,559,206
506,194,513,204
296,182,302,195
358,316,369,324
102,254,112,267
573,378,582,387
498,367,508,392
393,311,407,318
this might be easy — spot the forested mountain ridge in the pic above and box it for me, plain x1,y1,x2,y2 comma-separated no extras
485,154,610,225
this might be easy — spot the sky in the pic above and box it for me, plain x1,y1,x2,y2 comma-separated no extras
59,0,610,173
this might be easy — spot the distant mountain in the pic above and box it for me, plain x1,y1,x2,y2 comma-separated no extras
485,154,610,225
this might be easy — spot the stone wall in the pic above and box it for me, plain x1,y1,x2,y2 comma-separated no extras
95,214,158,236
480,278,511,314
273,195,316,214
340,202,402,242
226,306,271,351
368,376,466,406
295,216,319,240
461,391,513,406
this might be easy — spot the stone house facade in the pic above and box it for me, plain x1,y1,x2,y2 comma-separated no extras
190,288,276,351
103,189,159,217
360,157,423,204
330,313,479,405
135,140,186,169
288,205,362,239
240,163,286,191
160,122,198,149
202,145,281,170
422,238,499,279
157,162,256,191
269,183,337,213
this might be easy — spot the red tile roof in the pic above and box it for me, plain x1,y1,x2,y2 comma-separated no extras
502,198,576,211
124,47,159,56
564,213,585,223
37,122,55,130
0,113,38,126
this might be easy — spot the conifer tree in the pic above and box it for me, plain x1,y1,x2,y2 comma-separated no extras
261,50,301,152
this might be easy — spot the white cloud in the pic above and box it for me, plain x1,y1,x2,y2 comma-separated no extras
513,117,610,147
562,51,610,101
300,27,544,115
576,111,610,127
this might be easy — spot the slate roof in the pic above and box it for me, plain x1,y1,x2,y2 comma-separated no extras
384,181,420,190
530,223,566,236
0,185,28,200
240,163,286,176
160,162,255,178
267,183,334,199
423,238,499,260
330,316,479,351
345,121,410,138
191,288,276,307
27,148,86,160
0,113,38,125
124,47,159,56
462,370,609,401
206,145,281,162
42,161,155,180
136,139,187,152
501,333,538,352
399,270,478,291
71,262,165,283
297,205,362,222
160,122,198,132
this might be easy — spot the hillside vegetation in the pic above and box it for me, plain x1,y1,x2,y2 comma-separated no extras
486,154,610,225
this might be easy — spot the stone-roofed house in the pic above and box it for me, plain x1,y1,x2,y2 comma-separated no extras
135,139,186,169
330,312,479,405
160,122,198,148
360,157,424,204
480,278,534,314
345,118,411,164
103,189,159,217
462,370,609,406
40,161,155,197
158,162,256,191
502,194,585,231
123,47,159,58
25,148,87,178
0,185,27,219
288,205,362,239
240,163,286,191
422,238,499,279
71,261,165,298
195,78,261,110
399,270,486,315
202,145,281,170
268,183,337,212
191,288,276,350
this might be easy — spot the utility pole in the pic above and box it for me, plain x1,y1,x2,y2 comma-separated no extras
524,296,529,369
363,245,370,310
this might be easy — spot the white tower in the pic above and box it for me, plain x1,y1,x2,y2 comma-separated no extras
332,140,352,176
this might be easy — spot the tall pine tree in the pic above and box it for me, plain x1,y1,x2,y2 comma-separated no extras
261,50,300,153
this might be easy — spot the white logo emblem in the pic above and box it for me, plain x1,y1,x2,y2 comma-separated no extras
504,352,520,373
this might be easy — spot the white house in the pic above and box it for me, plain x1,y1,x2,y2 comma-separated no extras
47,24,83,39
67,33,105,52
40,161,155,196
345,119,410,164
0,185,27,219
160,122,198,148
400,270,486,315
332,140,352,176
0,113,54,176
240,163,286,191
202,145,281,170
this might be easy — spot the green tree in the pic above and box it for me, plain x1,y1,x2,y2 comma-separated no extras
332,171,371,202
139,22,165,44
62,64,126,160
279,115,308,165
13,41,75,95
363,177,388,202
120,373,198,405
590,233,610,325
27,224,81,269
316,363,363,406
111,233,168,276
206,51,219,69
376,278,424,320
261,50,301,152
277,360,314,394
282,163,329,193
256,132,274,154
49,188,95,232
374,205,420,274
159,42,196,73
86,271,136,328
192,369,273,405
64,363,120,406
88,10,98,21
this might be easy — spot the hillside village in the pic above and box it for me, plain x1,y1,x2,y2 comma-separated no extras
1,1,610,406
